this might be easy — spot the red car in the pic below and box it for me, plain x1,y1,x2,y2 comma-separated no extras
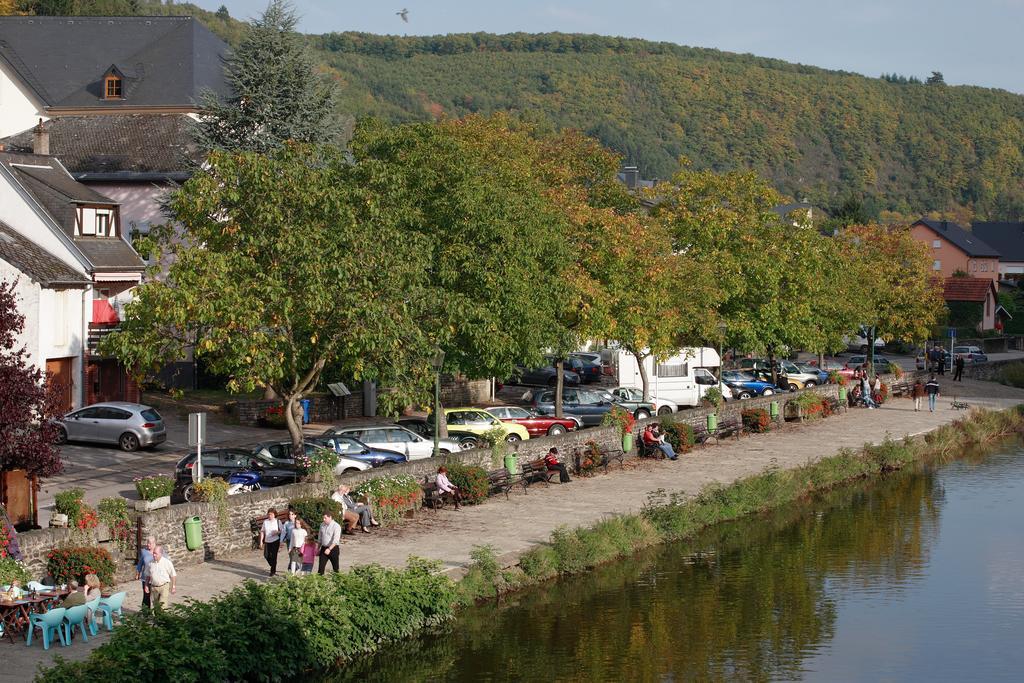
485,406,581,437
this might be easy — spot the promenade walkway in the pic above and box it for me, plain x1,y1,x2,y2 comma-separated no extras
10,377,1024,678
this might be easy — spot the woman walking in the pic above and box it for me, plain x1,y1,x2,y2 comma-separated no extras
259,508,283,577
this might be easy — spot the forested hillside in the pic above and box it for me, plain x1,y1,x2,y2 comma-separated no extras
313,33,1024,220
7,3,1024,219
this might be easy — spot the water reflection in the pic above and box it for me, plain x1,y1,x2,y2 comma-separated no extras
323,445,1024,682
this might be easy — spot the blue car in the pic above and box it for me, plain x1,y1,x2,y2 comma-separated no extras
263,436,407,468
722,370,777,400
795,363,830,385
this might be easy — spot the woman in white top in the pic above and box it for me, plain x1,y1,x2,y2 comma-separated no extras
258,508,283,577
435,466,462,510
288,519,308,575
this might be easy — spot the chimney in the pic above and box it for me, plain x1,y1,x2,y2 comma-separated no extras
622,166,639,190
33,118,49,156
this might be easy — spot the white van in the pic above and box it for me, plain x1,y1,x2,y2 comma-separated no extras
614,347,731,408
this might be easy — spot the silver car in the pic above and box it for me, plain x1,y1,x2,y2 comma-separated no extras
324,424,461,460
56,402,167,451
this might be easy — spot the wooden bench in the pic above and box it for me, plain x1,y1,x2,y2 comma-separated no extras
637,439,665,459
421,476,448,510
889,380,913,398
486,468,518,499
520,459,558,489
572,445,626,474
693,416,743,446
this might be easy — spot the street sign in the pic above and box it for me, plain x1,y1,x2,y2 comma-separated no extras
948,327,956,338
188,412,206,447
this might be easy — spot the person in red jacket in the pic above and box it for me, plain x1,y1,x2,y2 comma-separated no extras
544,447,571,483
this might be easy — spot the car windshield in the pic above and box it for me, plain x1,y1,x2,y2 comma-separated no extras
726,371,756,381
618,388,641,400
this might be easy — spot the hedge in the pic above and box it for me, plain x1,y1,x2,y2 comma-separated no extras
37,559,456,682
46,547,116,586
446,463,489,504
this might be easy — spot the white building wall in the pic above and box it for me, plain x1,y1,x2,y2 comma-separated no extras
0,61,45,138
0,172,85,273
0,256,42,370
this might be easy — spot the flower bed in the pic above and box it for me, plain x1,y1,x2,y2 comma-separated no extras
446,464,489,504
601,406,636,436
46,546,116,585
264,405,287,429
134,474,175,501
741,408,772,433
0,556,29,585
354,475,424,522
577,441,604,476
660,422,695,454
54,488,98,530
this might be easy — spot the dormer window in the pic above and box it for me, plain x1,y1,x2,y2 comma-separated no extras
104,75,122,99
76,206,118,237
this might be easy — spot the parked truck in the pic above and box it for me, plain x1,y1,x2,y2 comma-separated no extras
613,347,730,408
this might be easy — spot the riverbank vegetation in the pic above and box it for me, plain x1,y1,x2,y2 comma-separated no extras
456,407,1024,605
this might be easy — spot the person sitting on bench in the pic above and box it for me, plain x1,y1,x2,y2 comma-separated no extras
436,466,462,510
642,424,677,460
544,447,571,483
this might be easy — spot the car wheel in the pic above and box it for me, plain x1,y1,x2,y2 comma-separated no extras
635,409,651,420
505,433,522,443
378,461,394,467
119,432,140,452
547,424,567,436
439,449,451,456
788,383,799,392
738,390,753,400
54,426,68,445
180,483,195,503
804,381,817,388
762,388,775,396
341,468,360,476
657,406,672,416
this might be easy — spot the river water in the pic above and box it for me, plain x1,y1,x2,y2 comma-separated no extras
327,443,1024,682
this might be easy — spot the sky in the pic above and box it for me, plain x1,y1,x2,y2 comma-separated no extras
192,0,1024,93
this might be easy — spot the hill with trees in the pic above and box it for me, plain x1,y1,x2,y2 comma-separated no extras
6,2,1024,220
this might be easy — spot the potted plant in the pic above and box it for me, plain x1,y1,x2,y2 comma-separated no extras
133,475,175,511
601,406,636,452
702,387,724,431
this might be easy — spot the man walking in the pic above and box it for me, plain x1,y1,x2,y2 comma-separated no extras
953,354,965,382
936,346,946,375
925,375,941,412
135,536,156,608
911,379,925,412
144,545,177,609
317,512,341,575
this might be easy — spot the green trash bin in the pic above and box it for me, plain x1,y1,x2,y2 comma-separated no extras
707,413,718,432
183,516,203,551
622,433,634,453
769,401,780,419
504,453,517,476
838,387,847,403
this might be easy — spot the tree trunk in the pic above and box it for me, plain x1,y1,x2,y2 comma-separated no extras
554,358,564,419
866,326,876,380
768,346,778,386
633,349,651,401
283,394,303,457
262,384,278,400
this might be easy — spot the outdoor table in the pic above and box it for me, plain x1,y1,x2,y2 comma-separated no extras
0,590,71,644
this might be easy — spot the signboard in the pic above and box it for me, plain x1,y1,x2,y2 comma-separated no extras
327,382,351,397
948,327,957,339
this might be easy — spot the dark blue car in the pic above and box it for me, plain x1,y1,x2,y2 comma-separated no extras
261,436,407,468
722,370,778,399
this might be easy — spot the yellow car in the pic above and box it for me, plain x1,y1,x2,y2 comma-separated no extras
441,407,530,442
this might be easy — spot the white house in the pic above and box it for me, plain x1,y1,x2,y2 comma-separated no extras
0,150,146,408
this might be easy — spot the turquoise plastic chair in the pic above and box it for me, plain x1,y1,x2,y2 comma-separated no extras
63,604,90,643
85,596,101,636
26,607,67,650
94,592,126,632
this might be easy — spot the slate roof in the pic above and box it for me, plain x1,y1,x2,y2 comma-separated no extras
943,276,996,303
1,114,196,178
970,222,1024,262
0,151,144,272
0,16,228,109
914,218,1001,258
0,220,89,287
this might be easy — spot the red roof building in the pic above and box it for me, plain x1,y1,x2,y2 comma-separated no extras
943,276,998,331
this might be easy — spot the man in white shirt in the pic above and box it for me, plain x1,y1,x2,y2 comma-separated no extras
145,545,177,608
317,512,342,574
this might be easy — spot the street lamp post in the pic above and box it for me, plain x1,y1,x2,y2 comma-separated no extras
717,322,728,391
430,347,445,459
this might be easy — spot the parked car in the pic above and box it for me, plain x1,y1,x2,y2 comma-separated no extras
609,386,679,415
486,406,581,436
252,439,388,472
570,357,603,383
794,363,830,385
429,408,531,442
321,424,461,460
172,448,372,501
510,364,581,387
590,388,656,419
739,360,820,390
846,355,896,373
721,370,777,399
395,418,483,449
530,387,618,426
302,435,406,467
952,345,988,363
844,327,887,353
55,402,166,452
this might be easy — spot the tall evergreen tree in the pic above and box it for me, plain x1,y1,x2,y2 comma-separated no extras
192,0,340,154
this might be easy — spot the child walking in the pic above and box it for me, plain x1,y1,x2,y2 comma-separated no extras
300,534,317,575
288,519,308,575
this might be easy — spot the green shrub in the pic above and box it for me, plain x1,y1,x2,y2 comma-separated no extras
46,546,116,585
97,497,134,554
289,497,343,528
518,546,558,581
133,475,175,501
195,478,230,529
660,421,695,453
446,463,489,504
0,556,30,586
37,558,457,683
53,488,85,522
456,545,504,605
998,363,1024,388
741,408,772,432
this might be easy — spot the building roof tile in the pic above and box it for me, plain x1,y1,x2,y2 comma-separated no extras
970,222,1024,263
0,220,89,287
914,218,1001,258
943,276,995,303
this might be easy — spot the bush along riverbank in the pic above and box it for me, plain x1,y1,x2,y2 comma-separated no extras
36,408,1024,681
456,406,1024,605
36,559,455,683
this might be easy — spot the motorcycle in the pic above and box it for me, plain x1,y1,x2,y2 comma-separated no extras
226,468,262,495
